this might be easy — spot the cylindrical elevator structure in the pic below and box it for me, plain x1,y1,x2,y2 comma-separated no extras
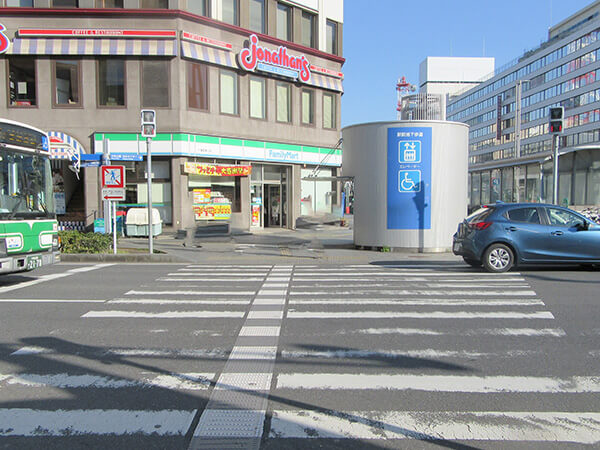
342,121,469,252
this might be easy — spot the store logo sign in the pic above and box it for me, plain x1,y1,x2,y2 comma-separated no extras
238,34,311,83
0,24,10,54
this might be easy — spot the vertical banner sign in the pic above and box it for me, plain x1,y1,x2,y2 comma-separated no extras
387,127,432,230
496,95,502,141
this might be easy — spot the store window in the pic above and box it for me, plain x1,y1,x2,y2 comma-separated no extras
249,76,266,119
8,57,36,107
490,169,501,203
526,164,540,203
301,89,314,125
323,93,336,129
141,60,170,108
470,172,481,208
501,167,513,202
276,82,291,123
140,0,167,7
188,165,243,222
52,0,78,7
4,0,33,6
301,11,316,48
249,0,265,34
98,59,125,107
220,69,238,115
124,160,172,225
94,0,123,6
187,62,208,111
276,2,292,41
53,60,81,107
326,20,338,55
480,172,490,204
222,0,239,26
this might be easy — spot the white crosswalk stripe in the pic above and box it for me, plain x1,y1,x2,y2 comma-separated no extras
3,264,598,447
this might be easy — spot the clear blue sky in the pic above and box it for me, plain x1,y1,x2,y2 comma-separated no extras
341,0,595,128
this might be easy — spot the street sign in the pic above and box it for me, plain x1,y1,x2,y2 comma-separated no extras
102,187,126,201
101,165,125,201
102,165,125,189
110,153,144,161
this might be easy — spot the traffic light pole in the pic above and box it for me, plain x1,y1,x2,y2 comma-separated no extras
146,137,153,255
552,134,559,205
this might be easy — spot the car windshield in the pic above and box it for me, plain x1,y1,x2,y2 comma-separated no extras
466,207,494,223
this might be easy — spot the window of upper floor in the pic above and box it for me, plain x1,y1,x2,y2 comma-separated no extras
53,59,81,108
188,61,209,111
7,57,37,107
301,11,317,49
276,2,292,41
326,20,338,55
249,0,266,34
97,59,126,108
94,0,123,7
2,0,33,6
140,0,168,8
141,59,170,108
52,0,78,7
186,0,209,16
222,0,239,26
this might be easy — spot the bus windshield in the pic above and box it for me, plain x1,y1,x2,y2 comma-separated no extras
0,149,55,219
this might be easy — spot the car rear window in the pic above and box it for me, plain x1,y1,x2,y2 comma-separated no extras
505,207,540,224
467,207,494,223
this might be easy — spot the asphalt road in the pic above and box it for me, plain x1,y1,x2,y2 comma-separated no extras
0,260,598,449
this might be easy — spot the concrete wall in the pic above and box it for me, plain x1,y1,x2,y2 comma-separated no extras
342,121,469,252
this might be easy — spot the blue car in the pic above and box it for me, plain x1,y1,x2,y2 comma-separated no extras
452,202,600,272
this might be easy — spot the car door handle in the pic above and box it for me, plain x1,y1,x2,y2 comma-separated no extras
505,226,517,232
551,231,564,236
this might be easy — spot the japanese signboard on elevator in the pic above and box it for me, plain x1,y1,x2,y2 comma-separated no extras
387,127,432,230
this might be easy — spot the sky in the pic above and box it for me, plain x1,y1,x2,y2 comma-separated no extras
341,0,595,128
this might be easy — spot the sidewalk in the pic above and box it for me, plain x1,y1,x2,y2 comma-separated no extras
60,221,463,266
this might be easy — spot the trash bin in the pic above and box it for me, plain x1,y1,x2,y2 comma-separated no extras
125,208,162,237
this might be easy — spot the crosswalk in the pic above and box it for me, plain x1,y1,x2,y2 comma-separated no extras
0,263,598,449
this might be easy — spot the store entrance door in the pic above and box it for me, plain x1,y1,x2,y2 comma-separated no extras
264,184,281,227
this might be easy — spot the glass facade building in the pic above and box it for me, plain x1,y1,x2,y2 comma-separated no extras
447,4,600,210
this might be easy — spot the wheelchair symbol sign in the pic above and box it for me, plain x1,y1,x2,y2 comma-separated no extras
398,170,421,193
399,140,421,163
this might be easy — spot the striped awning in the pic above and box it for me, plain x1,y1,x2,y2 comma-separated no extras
8,38,177,56
307,73,344,93
48,131,86,161
181,40,235,68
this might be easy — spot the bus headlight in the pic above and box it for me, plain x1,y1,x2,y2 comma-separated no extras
52,234,60,251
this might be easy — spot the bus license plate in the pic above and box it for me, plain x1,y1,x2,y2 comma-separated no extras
26,255,43,270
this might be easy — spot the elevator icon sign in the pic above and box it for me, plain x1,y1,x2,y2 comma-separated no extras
399,140,421,163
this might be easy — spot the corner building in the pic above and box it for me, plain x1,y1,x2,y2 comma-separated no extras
447,1,600,210
0,0,344,231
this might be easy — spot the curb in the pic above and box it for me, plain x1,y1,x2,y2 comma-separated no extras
60,253,185,263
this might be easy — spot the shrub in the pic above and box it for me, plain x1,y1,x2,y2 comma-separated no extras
59,231,113,254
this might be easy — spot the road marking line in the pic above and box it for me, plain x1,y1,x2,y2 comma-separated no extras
289,290,537,296
276,374,600,392
0,373,214,390
281,349,541,359
269,410,600,443
108,298,251,305
0,263,113,294
125,290,255,296
339,327,566,337
0,409,196,436
288,298,544,306
286,311,554,319
81,311,245,318
0,299,106,303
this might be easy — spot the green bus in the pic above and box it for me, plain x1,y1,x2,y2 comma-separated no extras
0,119,60,274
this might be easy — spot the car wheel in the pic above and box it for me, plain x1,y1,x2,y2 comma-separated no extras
462,257,481,267
482,244,514,273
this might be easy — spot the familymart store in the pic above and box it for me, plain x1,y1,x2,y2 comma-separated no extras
92,133,341,232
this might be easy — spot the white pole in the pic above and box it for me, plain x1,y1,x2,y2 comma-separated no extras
113,201,117,255
147,137,153,255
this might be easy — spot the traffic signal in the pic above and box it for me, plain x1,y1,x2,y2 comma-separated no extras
141,109,156,138
549,106,564,134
